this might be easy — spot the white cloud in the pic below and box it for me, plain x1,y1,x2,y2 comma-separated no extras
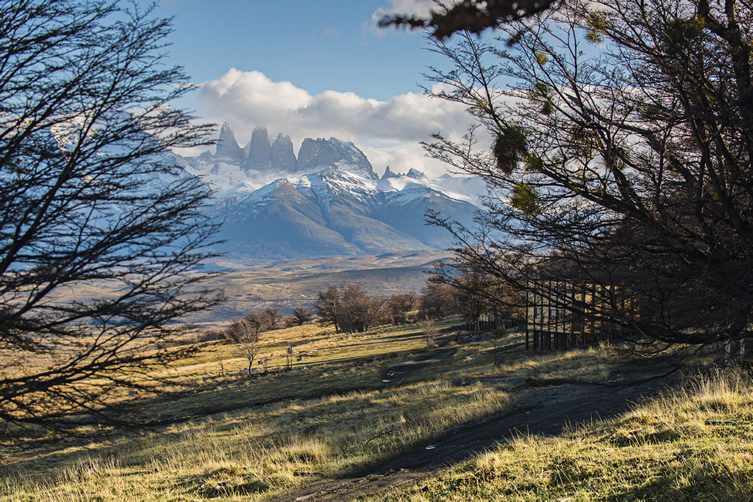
196,68,475,176
374,0,444,20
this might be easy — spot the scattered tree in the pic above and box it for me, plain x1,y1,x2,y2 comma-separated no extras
292,307,314,326
244,311,270,339
225,319,260,373
338,283,378,333
314,284,387,334
420,282,458,320
453,267,492,335
264,307,281,329
386,294,418,325
315,285,342,333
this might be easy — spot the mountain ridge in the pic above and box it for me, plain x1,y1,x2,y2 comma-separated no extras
177,125,485,259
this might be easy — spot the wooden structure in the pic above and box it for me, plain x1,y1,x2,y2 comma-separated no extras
467,311,501,334
525,278,637,351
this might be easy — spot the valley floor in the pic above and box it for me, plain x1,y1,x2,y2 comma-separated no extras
1,320,751,501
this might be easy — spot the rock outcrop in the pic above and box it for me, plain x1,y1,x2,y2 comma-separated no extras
215,122,245,163
242,126,273,172
271,133,297,171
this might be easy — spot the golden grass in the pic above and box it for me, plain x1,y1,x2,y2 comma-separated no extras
377,368,753,501
2,381,509,500
2,319,721,501
0,319,514,501
162,321,433,382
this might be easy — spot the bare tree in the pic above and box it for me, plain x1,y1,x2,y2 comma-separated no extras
315,285,342,333
419,281,458,320
386,294,418,325
264,307,281,330
454,267,491,336
225,319,259,373
338,283,380,333
292,307,314,326
425,0,753,353
244,311,270,339
315,284,383,333
0,1,219,431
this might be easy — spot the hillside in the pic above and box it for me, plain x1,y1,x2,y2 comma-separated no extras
2,321,750,501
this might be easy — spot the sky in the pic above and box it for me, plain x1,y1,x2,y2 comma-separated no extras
148,0,476,176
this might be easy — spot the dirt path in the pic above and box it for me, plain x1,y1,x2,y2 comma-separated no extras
272,358,679,502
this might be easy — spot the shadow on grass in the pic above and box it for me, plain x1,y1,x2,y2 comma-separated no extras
268,355,684,502
2,333,684,502
0,335,472,474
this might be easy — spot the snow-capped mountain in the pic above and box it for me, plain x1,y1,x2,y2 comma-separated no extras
177,124,485,259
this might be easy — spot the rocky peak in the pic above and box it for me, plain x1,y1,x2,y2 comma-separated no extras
297,137,377,180
242,126,272,172
215,122,245,163
406,168,425,179
271,133,297,171
381,166,399,180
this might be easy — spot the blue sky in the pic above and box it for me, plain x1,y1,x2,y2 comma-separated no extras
148,0,475,176
153,0,443,99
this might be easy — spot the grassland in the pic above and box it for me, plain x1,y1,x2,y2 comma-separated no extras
1,318,509,500
1,318,750,501
56,251,449,324
378,368,753,501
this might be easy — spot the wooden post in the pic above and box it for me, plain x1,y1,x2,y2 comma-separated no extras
599,284,604,344
533,289,538,351
538,285,545,351
608,285,615,345
557,281,566,350
547,280,553,351
551,280,556,350
581,283,587,347
589,283,597,345
554,281,559,350
525,288,530,351
569,281,576,349
620,288,626,338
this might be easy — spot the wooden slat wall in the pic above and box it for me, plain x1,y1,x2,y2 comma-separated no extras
525,279,626,351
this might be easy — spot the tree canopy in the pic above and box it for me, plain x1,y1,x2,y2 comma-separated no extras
427,0,753,350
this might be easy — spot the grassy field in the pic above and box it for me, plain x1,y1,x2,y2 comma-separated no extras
378,368,753,501
1,318,508,500
0,319,750,501
53,251,449,324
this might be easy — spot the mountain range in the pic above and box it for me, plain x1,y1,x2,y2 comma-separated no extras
177,123,485,259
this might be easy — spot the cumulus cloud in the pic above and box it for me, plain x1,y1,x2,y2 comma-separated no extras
196,68,476,176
